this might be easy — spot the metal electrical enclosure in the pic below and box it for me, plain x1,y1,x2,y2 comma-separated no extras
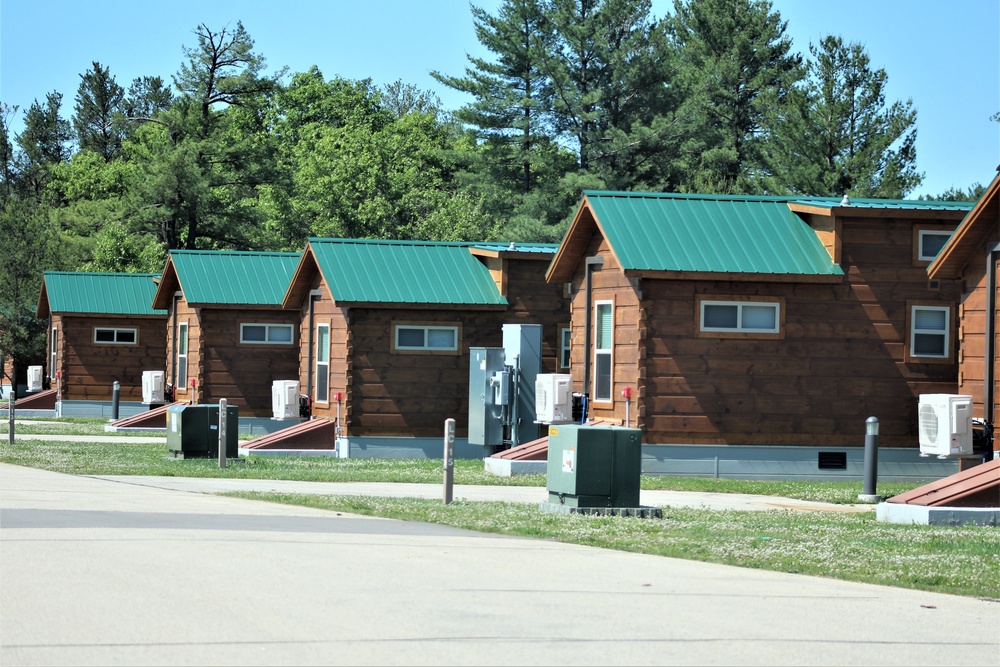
546,424,642,508
166,404,239,459
468,324,544,450
502,324,542,447
468,347,507,447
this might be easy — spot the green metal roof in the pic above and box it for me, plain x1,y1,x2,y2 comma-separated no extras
471,242,559,255
584,190,974,212
307,238,507,305
583,192,845,276
170,251,301,305
42,272,165,315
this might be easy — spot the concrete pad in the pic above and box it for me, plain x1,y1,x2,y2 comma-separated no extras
876,502,1000,526
2,463,997,666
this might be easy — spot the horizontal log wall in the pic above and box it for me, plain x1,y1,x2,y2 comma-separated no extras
54,314,167,402
198,308,301,417
565,214,965,448
298,273,350,427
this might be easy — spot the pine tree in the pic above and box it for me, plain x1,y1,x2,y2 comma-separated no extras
765,35,921,198
72,62,125,162
669,0,803,194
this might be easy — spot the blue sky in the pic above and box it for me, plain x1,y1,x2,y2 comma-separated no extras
1,0,997,198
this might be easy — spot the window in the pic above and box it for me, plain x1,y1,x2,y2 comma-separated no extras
700,300,780,334
560,327,571,369
593,301,613,402
393,325,459,352
910,305,950,359
50,328,58,379
917,230,952,262
176,322,188,388
315,323,330,404
94,327,137,344
240,323,294,345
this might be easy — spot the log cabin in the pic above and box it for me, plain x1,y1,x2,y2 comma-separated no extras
36,272,167,402
151,250,302,417
928,172,1000,457
281,238,567,438
546,191,975,450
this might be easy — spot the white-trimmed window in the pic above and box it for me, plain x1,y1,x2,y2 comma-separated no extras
394,325,459,352
240,323,294,345
94,327,137,344
917,230,952,262
700,300,780,334
593,301,613,402
315,323,330,404
50,328,58,379
910,305,950,359
560,327,571,369
176,322,188,388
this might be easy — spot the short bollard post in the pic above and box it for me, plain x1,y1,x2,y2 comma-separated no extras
8,393,14,446
111,381,120,421
858,416,880,502
443,418,455,505
218,398,227,469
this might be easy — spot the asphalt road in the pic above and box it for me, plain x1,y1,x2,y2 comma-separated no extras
1,462,997,666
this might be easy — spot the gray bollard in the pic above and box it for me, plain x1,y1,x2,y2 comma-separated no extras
111,381,120,421
858,416,880,503
443,418,455,504
8,393,14,446
218,398,227,469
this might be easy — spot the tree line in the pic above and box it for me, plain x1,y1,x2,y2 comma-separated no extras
0,0,990,379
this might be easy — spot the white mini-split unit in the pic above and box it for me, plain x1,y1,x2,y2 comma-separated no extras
535,374,574,424
918,394,974,458
272,380,300,419
142,370,166,404
26,365,43,393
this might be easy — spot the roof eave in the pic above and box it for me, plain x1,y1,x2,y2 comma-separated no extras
928,173,1000,280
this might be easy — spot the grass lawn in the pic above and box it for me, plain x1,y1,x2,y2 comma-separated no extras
3,418,997,599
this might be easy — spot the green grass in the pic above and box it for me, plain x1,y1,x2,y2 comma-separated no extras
0,432,922,501
226,492,1000,600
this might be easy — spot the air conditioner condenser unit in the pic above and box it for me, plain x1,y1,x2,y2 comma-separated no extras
918,394,973,458
272,380,301,419
535,374,574,424
26,365,43,393
142,370,166,404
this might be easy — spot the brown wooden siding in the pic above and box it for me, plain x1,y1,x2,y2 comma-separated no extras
302,255,570,438
166,295,200,403
50,314,167,401
197,308,301,417
955,229,1000,434
566,214,963,448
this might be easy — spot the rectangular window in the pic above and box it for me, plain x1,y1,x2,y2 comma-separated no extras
93,327,137,344
560,327,571,369
593,301,613,402
917,230,952,262
315,323,330,404
240,323,294,345
910,305,950,359
700,300,780,334
50,328,58,379
176,322,188,388
393,325,459,352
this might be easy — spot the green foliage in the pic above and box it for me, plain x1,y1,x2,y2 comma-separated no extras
669,0,804,194
72,62,125,162
920,183,987,202
764,35,922,198
83,221,166,273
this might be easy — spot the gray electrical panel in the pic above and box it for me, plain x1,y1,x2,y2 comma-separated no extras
468,324,544,452
469,347,507,447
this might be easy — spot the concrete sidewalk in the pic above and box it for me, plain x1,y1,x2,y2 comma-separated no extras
2,462,997,666
94,474,875,513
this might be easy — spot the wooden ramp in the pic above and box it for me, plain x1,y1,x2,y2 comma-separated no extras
110,402,184,429
11,390,56,410
489,420,616,461
886,458,1000,508
242,419,337,450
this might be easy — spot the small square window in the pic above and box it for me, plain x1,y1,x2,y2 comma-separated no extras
917,230,952,262
910,305,950,360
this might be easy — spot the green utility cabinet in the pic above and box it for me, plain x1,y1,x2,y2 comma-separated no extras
166,404,239,459
546,424,641,508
